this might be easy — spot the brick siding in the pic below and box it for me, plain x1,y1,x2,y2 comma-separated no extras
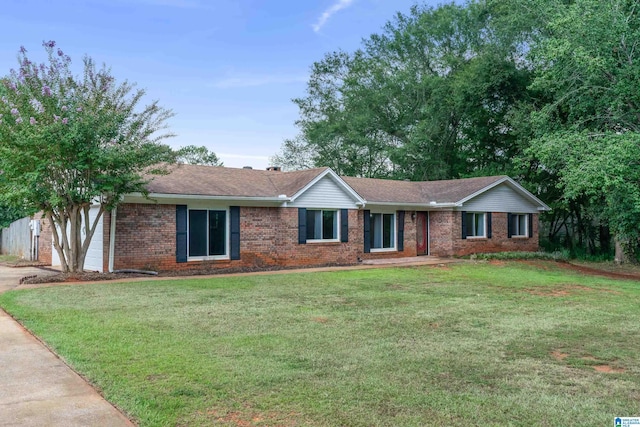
37,204,540,272
429,211,539,256
35,212,52,265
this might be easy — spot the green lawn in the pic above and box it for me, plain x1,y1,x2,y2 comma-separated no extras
1,262,639,426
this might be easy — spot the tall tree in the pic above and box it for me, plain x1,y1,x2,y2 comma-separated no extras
0,41,175,272
521,0,640,260
276,1,533,180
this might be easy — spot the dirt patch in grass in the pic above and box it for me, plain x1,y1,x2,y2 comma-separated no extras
525,284,621,297
311,316,330,324
551,351,569,361
551,351,626,373
557,261,640,281
200,407,299,427
593,365,626,373
488,260,506,266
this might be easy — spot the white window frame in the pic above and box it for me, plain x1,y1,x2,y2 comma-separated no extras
510,213,529,238
306,209,340,243
370,212,396,252
187,206,230,261
465,212,486,238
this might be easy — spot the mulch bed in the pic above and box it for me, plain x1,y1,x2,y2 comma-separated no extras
16,260,640,285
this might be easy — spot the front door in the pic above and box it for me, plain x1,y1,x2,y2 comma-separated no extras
416,211,428,255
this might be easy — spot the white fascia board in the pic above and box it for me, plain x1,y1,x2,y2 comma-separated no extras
364,201,459,209
456,177,551,211
289,168,366,205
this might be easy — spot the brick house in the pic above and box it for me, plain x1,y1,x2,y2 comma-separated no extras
40,165,549,272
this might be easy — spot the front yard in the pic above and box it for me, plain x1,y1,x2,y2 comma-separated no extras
1,261,638,426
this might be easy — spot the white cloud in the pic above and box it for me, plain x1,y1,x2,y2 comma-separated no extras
312,0,355,33
210,74,308,89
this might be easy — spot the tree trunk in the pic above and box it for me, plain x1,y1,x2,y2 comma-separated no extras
614,236,629,265
48,203,105,273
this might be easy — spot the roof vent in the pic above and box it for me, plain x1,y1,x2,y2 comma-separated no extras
242,166,253,170
267,166,282,172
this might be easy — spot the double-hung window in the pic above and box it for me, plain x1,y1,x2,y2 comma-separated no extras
465,212,486,238
509,213,528,237
370,213,395,251
306,209,339,241
188,209,228,258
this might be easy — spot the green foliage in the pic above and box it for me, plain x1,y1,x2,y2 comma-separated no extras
278,0,640,258
521,0,640,258
0,202,32,228
0,41,175,271
278,1,532,180
175,145,222,166
2,264,638,426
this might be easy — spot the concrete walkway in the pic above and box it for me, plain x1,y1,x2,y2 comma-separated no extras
0,265,133,427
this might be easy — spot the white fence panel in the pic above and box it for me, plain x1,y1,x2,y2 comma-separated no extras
0,217,32,259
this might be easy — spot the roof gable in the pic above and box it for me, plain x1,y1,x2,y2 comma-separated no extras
289,169,365,207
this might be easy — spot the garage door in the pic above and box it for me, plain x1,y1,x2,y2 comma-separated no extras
51,206,104,272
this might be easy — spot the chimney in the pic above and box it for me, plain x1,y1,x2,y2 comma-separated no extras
242,166,253,170
267,166,282,172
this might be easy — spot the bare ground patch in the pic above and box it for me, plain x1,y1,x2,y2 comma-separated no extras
551,350,626,373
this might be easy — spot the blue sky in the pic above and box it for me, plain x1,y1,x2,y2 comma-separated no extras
1,0,442,169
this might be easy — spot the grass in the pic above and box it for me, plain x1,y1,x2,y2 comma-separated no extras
0,254,19,263
1,261,639,426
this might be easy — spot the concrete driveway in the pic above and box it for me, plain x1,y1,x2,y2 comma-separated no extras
0,265,134,427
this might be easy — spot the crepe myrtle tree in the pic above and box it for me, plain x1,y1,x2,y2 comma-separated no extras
0,41,176,272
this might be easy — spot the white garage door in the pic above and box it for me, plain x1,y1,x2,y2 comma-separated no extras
51,206,104,272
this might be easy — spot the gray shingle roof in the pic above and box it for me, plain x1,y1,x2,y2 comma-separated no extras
342,175,506,204
146,164,330,198
145,164,511,205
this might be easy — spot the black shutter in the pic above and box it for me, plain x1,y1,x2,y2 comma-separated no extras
528,213,533,238
363,210,371,253
507,213,513,238
486,212,492,239
341,209,349,243
298,208,307,244
461,211,467,239
230,206,240,260
397,210,405,251
176,205,188,263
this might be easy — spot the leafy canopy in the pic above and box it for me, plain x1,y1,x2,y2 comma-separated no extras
0,41,176,271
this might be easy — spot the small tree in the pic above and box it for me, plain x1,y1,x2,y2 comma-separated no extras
0,41,176,272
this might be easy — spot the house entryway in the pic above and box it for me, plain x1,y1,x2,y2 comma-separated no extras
416,211,429,255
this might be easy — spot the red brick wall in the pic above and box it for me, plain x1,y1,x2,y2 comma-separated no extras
429,211,539,256
35,212,52,264
102,210,111,273
112,203,177,271
109,204,540,272
111,204,365,272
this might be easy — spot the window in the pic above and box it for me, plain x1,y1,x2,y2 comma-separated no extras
509,213,528,237
188,209,227,258
465,212,486,238
370,213,395,250
306,209,338,241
